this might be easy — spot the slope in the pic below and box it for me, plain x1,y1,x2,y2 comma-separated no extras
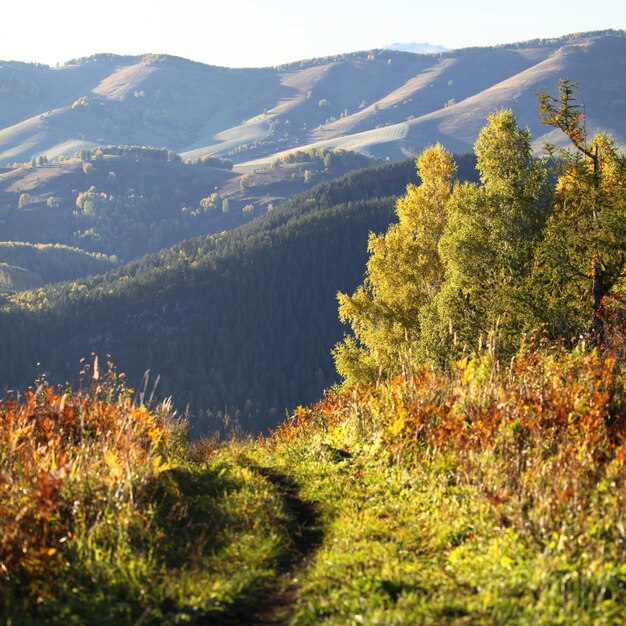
0,156,477,433
1,31,625,166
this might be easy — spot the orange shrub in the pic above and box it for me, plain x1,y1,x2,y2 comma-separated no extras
0,368,172,593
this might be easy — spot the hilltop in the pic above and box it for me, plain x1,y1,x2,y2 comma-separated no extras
0,30,625,167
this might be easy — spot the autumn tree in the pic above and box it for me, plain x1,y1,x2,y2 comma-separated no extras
416,110,548,363
333,144,456,384
536,80,626,344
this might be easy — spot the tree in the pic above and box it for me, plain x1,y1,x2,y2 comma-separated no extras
333,144,456,384
537,79,626,344
421,110,548,363
239,174,252,190
18,193,31,209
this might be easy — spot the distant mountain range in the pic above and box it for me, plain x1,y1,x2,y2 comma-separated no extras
0,30,624,168
384,43,448,54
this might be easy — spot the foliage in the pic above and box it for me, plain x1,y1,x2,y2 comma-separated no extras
1,154,242,262
424,109,548,363
272,148,375,171
192,155,234,170
0,242,115,289
334,144,456,384
337,90,626,382
0,366,292,624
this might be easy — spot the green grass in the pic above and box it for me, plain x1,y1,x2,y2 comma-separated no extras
244,437,626,625
3,449,293,625
6,348,626,624
235,348,626,625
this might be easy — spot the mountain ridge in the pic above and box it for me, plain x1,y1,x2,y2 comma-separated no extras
1,30,625,167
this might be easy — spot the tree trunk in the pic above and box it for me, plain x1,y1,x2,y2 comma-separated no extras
591,145,604,346
592,264,606,345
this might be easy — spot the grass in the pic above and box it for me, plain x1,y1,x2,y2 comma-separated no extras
5,344,626,624
0,362,292,625
243,343,626,625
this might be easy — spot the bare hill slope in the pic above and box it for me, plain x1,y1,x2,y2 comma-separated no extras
0,31,624,166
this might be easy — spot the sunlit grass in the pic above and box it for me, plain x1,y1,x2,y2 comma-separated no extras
0,364,291,625
247,344,626,624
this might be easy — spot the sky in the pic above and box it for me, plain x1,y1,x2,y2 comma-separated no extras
1,0,625,68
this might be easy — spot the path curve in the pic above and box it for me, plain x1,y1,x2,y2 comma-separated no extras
206,465,323,626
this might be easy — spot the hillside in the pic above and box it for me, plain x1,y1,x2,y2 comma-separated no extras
0,31,624,167
0,242,115,292
4,341,626,624
0,146,375,261
0,156,477,432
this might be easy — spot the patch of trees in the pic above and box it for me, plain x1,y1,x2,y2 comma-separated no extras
191,155,234,170
335,81,626,384
81,145,182,163
272,148,375,171
0,242,114,289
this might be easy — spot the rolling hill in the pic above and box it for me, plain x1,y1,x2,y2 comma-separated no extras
0,30,624,168
0,155,478,433
0,146,375,262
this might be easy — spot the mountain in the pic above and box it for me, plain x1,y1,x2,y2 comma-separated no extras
384,42,448,54
0,155,478,433
0,30,624,168
0,146,375,263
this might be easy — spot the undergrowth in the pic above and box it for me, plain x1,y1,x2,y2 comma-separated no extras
248,343,626,624
0,362,290,625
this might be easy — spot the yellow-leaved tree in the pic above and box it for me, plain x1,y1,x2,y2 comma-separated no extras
333,144,456,384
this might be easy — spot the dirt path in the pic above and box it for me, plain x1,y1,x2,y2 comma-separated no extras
206,467,323,626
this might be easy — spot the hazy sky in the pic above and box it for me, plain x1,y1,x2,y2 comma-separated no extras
1,0,624,67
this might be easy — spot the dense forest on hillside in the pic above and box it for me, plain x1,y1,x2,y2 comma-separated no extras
0,156,477,432
0,146,378,263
